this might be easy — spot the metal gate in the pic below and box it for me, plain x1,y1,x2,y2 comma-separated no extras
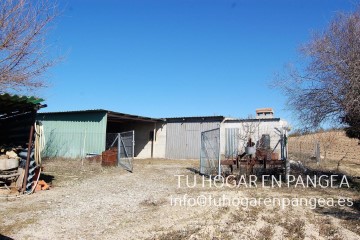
107,131,134,172
118,131,134,172
200,128,220,176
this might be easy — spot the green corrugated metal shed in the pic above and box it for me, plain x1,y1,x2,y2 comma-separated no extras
37,109,163,158
37,110,107,158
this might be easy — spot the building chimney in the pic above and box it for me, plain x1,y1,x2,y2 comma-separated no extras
256,108,274,119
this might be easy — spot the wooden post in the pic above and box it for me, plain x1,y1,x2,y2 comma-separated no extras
316,141,320,165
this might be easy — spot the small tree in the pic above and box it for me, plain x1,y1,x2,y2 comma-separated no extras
237,117,261,149
274,8,360,140
0,0,58,93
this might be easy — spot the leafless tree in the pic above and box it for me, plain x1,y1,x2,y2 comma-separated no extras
237,117,261,149
274,8,360,140
0,0,58,93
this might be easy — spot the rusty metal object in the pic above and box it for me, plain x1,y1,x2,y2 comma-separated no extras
221,160,237,166
271,152,279,160
102,148,117,166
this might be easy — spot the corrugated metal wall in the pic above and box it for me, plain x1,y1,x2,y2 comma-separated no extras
225,128,239,158
165,121,221,159
37,112,107,158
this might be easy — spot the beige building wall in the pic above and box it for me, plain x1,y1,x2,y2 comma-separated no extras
135,122,166,159
153,124,167,158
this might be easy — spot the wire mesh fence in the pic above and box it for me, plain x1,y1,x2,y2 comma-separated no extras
288,137,321,166
41,131,133,159
42,131,106,158
41,130,135,171
117,131,134,172
200,128,220,176
106,133,118,150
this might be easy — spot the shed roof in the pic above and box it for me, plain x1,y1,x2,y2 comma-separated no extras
0,93,45,146
165,116,225,122
224,118,281,123
38,109,164,123
0,93,45,119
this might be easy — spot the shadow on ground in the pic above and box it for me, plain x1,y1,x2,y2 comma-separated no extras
186,167,200,174
0,234,14,240
39,173,55,184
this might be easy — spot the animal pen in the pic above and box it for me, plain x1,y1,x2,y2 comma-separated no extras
200,125,290,178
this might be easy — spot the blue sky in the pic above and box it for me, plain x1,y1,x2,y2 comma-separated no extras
39,0,356,127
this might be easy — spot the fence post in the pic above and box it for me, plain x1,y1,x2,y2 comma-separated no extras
316,141,320,165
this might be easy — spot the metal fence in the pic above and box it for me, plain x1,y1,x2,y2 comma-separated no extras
116,131,134,172
42,131,134,161
106,133,119,150
42,132,106,158
200,128,220,176
288,138,321,165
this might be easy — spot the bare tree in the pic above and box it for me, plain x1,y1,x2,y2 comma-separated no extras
274,8,360,140
0,0,58,93
237,118,261,149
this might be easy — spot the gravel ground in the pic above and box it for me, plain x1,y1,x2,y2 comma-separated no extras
0,158,359,240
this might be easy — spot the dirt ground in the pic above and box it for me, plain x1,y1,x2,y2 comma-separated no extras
0,158,359,240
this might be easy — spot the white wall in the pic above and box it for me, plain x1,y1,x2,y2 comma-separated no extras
220,119,288,157
153,123,166,158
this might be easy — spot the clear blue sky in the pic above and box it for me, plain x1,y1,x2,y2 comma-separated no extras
39,0,356,126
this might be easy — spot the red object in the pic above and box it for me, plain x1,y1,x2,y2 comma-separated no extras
102,148,117,166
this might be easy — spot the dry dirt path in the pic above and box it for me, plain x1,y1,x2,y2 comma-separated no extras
1,159,359,239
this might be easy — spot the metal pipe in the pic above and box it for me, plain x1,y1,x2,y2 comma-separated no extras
217,129,221,177
22,125,34,193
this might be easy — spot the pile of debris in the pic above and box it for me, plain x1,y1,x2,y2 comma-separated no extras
0,93,48,196
0,148,24,192
0,146,49,195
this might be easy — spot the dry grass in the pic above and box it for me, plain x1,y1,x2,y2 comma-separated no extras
342,219,360,235
231,207,260,223
1,158,359,239
318,218,338,238
151,228,200,240
282,218,305,239
289,152,360,178
256,225,275,240
140,197,167,207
